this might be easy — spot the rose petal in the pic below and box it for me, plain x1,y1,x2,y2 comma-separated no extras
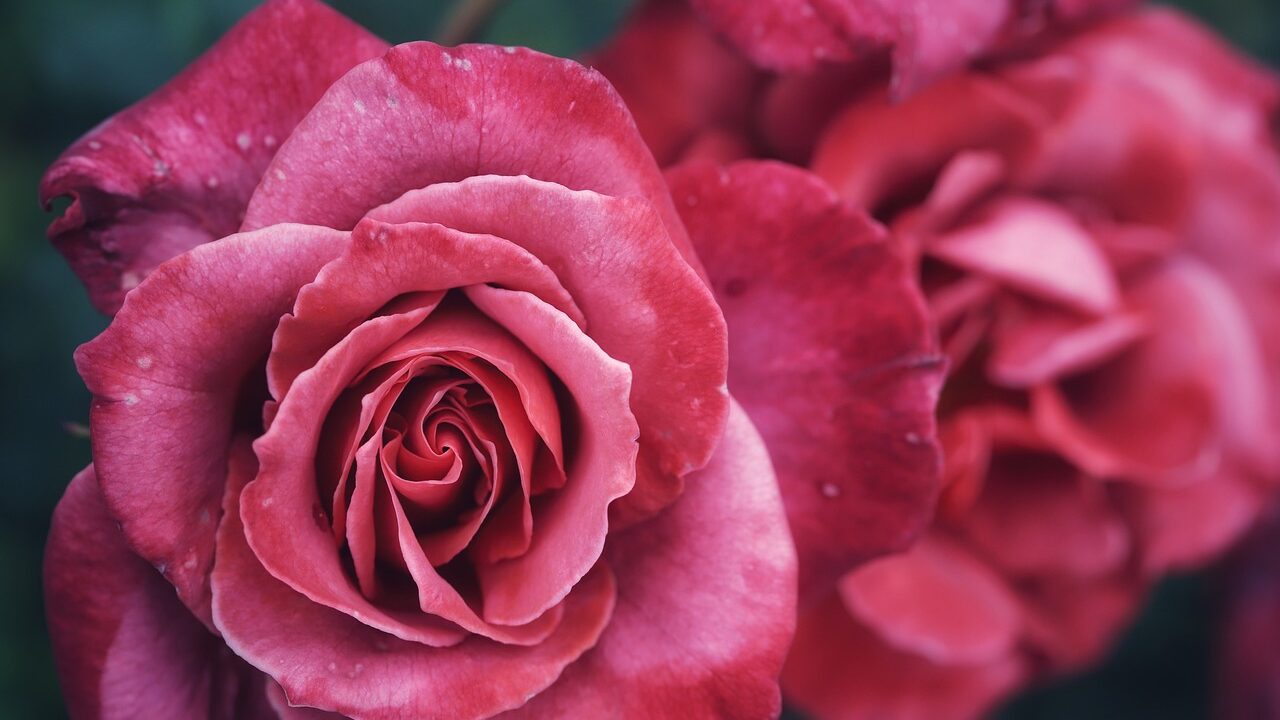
928,198,1121,315
464,285,637,625
1034,258,1266,482
45,468,274,719
240,41,703,278
213,445,617,720
74,223,347,623
669,160,943,601
960,453,1130,578
366,175,729,521
502,401,797,719
839,536,1022,665
812,73,1050,212
267,217,582,402
689,0,1006,95
591,0,759,166
783,590,1025,720
39,0,387,314
1119,469,1263,575
988,301,1148,387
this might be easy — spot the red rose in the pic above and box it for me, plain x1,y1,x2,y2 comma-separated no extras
41,2,801,717
786,9,1280,720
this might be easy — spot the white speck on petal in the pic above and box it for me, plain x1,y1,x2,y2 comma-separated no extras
263,134,277,148
88,140,102,150
905,431,923,445
236,132,252,151
206,176,220,189
568,100,576,112
122,393,139,406
274,169,286,181
386,95,399,108
442,51,453,67
820,482,841,498
456,58,473,71
353,99,366,113
121,271,142,290
503,46,517,54
262,497,275,508
135,356,152,370
152,160,169,177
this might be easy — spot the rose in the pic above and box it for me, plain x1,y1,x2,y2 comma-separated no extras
40,2,802,718
785,10,1280,719
604,4,1280,718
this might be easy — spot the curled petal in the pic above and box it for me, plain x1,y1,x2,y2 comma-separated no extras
367,175,729,521
839,537,1021,665
213,444,617,720
39,0,386,313
74,223,347,623
783,590,1025,720
241,41,702,277
45,468,276,719
504,401,797,719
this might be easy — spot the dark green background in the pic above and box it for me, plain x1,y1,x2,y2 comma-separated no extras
0,1,1274,717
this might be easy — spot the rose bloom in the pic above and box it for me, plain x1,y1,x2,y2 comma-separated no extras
29,0,867,716
601,4,1280,719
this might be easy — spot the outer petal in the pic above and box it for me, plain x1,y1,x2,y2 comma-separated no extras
669,160,943,601
240,41,704,279
45,468,275,720
590,0,759,166
838,537,1022,665
1118,469,1263,575
782,590,1025,720
1034,258,1268,483
213,444,617,720
74,224,347,623
503,401,797,719
39,0,387,314
366,176,729,520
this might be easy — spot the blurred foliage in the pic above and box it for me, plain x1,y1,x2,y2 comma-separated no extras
0,0,1273,717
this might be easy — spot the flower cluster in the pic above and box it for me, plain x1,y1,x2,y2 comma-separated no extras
39,1,1280,718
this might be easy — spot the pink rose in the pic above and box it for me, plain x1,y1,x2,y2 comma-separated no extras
41,2,801,717
786,9,1280,719
603,4,1280,718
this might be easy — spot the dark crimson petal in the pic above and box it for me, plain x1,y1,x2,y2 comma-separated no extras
668,160,943,602
240,41,705,280
590,0,759,166
783,589,1025,720
212,443,617,720
74,224,348,624
45,467,277,719
502,401,797,719
366,175,728,522
39,0,387,314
